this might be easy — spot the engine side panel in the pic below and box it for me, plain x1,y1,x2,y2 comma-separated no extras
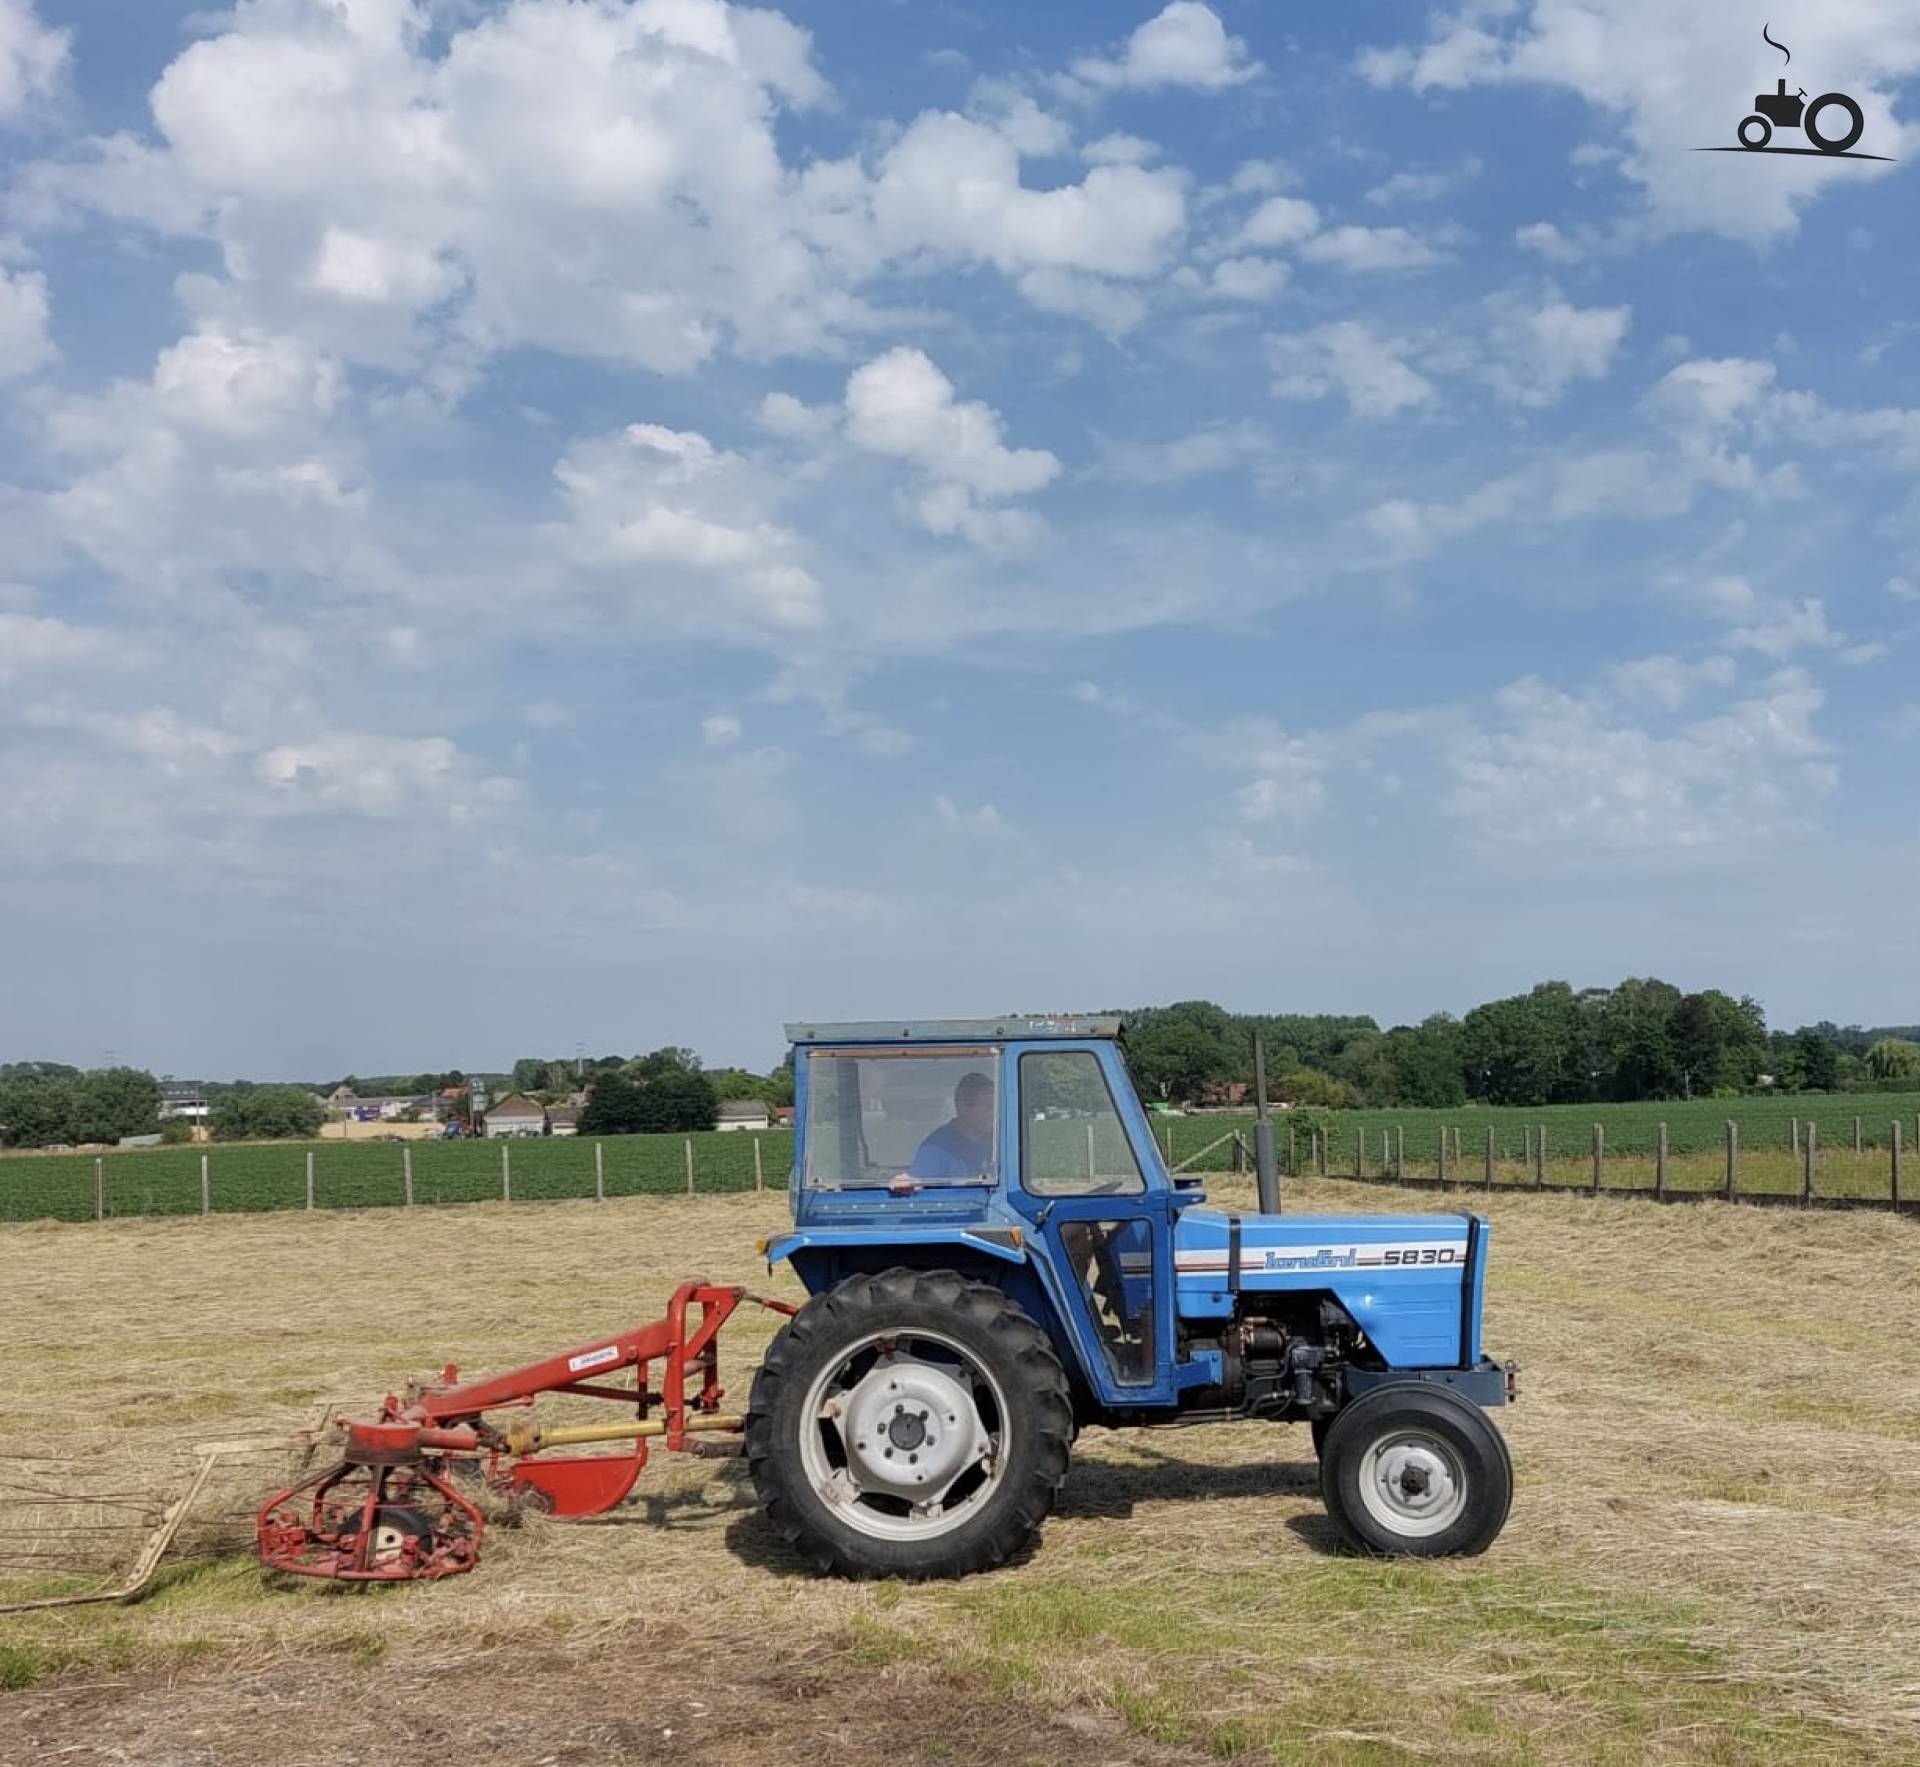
1173,1208,1481,1368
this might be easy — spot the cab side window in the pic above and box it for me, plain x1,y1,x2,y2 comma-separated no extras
1019,1051,1145,1197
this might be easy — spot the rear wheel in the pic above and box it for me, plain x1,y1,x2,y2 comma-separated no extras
1319,1384,1512,1557
746,1268,1072,1578
1804,93,1864,154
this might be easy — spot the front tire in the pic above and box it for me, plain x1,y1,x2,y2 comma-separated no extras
1737,113,1772,150
746,1268,1072,1579
1319,1384,1512,1557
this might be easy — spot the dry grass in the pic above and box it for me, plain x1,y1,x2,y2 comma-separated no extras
2,1180,1918,1763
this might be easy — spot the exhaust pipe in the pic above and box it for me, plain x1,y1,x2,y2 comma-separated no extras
1253,1033,1281,1215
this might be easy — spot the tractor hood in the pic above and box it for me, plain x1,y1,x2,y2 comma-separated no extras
1172,1206,1485,1369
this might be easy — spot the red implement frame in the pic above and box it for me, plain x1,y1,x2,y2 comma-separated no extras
257,1281,795,1582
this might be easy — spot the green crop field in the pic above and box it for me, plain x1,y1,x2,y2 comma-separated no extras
0,1131,786,1223
5,1088,1918,1224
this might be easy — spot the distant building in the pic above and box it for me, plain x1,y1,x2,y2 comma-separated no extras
547,1106,580,1138
159,1084,210,1123
484,1094,547,1138
326,1087,438,1123
717,1099,771,1132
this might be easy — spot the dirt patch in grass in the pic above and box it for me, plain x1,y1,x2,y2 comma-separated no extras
0,1638,1207,1767
3,1182,1918,1762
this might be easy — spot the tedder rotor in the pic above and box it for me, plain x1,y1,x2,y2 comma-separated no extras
258,1281,794,1580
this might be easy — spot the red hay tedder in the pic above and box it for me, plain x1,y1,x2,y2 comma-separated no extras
257,1282,795,1581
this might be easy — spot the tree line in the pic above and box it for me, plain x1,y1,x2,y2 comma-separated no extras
6,985,1917,1149
1119,988,1920,1110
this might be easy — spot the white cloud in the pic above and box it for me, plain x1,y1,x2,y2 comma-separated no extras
0,0,64,124
1070,3,1261,92
553,422,824,628
702,713,743,747
1233,195,1320,250
1478,283,1631,407
868,110,1187,282
1515,221,1587,265
1206,256,1289,301
844,347,1060,549
1094,421,1275,485
0,612,138,685
1889,576,1920,603
0,263,52,379
857,725,914,757
1268,321,1436,418
933,794,1006,836
1298,224,1446,273
1363,159,1481,206
1444,667,1835,853
28,0,1193,377
1602,652,1737,710
255,732,519,821
1358,2,1919,244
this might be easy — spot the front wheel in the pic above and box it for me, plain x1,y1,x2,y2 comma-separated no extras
746,1268,1073,1578
1737,113,1772,150
1319,1384,1512,1557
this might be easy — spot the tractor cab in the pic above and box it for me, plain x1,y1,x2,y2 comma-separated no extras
779,1017,1187,1407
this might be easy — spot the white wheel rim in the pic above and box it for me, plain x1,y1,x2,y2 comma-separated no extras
798,1326,1008,1541
1355,1428,1469,1539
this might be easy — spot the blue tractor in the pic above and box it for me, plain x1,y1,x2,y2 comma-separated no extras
747,1016,1515,1578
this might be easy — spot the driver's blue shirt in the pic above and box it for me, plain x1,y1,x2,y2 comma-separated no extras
908,1120,993,1180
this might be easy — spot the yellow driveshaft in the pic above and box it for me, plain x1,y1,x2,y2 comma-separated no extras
503,1412,745,1457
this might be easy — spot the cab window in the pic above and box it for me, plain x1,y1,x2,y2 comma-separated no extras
1018,1050,1145,1197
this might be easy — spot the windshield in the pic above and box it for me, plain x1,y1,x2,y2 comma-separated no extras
802,1048,1001,1187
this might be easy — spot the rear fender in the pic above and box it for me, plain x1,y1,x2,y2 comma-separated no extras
763,1228,1099,1398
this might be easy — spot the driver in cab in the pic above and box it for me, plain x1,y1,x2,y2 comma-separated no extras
907,1071,995,1180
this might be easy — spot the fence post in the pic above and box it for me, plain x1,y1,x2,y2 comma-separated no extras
1355,1127,1364,1180
1394,1124,1404,1179
1438,1130,1448,1184
1485,1126,1495,1187
404,1145,414,1208
1163,1123,1174,1163
1535,1125,1546,1188
1451,1126,1462,1167
1656,1122,1668,1201
752,1135,763,1193
1725,1121,1738,1200
305,1148,315,1212
1791,1117,1800,1157
1894,1121,1905,1208
685,1137,695,1195
502,1141,511,1203
1854,1115,1863,1156
200,1152,210,1217
1087,1122,1097,1179
1287,1124,1296,1176
1591,1124,1603,1193
94,1156,104,1223
1802,1121,1815,1204
595,1140,605,1202
1524,1125,1532,1166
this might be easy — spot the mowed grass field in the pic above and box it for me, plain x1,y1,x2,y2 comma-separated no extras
3,1178,1918,1764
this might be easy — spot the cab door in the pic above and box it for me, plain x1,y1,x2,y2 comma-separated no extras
1006,1044,1175,1406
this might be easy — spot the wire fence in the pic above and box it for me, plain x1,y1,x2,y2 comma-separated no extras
1250,1119,1915,1211
0,1130,783,1223
4,1108,1917,1225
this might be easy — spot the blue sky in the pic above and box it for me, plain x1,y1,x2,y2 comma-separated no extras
1,0,1917,1078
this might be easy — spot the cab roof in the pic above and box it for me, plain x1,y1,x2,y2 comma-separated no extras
786,1016,1121,1046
